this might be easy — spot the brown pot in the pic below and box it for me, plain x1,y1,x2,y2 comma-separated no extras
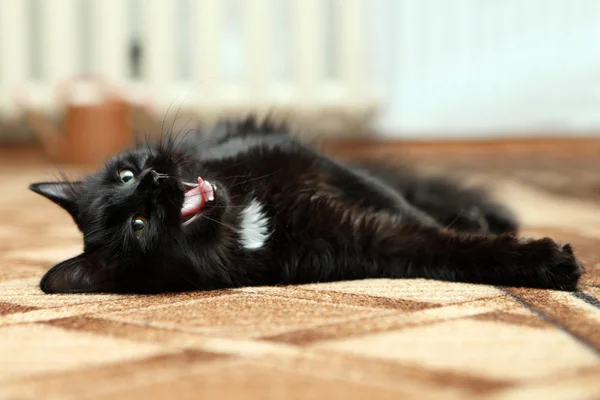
16,75,157,166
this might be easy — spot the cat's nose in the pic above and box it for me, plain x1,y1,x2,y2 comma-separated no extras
138,169,160,189
150,170,160,185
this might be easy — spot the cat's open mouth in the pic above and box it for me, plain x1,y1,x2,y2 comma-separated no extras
181,177,216,226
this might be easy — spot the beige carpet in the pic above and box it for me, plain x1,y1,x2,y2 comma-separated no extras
1,146,599,400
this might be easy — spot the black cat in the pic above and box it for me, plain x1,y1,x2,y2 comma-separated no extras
30,118,583,294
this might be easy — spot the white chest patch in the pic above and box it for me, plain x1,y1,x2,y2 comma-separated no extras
239,199,271,250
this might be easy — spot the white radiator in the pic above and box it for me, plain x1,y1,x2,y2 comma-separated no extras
0,0,381,125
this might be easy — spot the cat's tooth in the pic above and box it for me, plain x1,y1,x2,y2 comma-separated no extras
202,180,215,202
182,181,199,188
182,214,200,227
207,182,215,202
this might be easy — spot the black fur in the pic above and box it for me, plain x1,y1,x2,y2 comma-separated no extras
29,117,584,294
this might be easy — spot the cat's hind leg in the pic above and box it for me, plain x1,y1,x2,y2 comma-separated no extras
351,163,518,235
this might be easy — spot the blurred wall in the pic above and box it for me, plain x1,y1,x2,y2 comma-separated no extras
370,0,600,138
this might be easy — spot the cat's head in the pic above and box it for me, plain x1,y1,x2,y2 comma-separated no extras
30,142,233,294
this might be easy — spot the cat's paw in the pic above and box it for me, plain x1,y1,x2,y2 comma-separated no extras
524,238,584,291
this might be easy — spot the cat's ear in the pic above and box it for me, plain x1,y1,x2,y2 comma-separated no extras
29,181,83,221
40,253,114,293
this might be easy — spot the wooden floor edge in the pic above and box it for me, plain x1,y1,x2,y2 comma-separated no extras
2,136,600,166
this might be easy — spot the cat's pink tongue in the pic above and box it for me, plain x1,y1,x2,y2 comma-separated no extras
181,178,214,217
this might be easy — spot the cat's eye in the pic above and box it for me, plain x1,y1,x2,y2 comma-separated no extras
119,170,136,184
132,216,147,239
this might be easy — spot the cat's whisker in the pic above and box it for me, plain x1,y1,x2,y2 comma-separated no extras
200,214,239,233
228,172,279,188
165,134,216,156
165,84,206,149
218,175,252,180
443,208,466,230
180,275,204,291
206,205,262,208
160,95,183,147
173,121,195,148
155,173,170,180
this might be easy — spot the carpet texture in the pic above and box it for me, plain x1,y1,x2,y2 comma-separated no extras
1,146,600,400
